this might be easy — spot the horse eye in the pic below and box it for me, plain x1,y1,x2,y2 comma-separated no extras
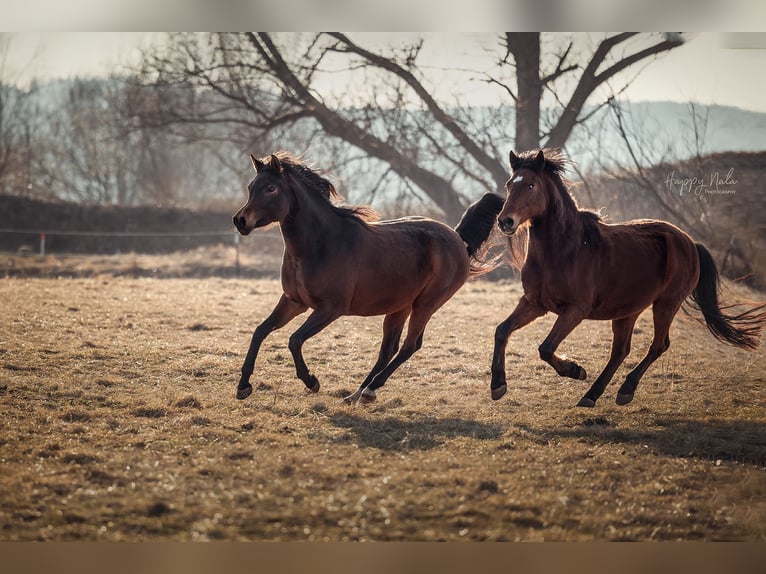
528,183,534,190
266,185,277,193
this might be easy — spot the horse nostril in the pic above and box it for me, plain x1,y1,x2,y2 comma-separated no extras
234,216,244,229
499,217,514,231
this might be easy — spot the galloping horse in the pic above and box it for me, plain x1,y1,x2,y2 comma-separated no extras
232,152,499,403
484,148,765,407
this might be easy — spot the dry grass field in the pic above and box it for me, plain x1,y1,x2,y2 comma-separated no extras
1,265,764,541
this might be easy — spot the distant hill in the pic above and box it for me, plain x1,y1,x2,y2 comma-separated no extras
26,78,766,165
566,101,766,172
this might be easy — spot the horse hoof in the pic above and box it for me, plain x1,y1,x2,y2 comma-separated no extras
236,384,253,400
616,393,634,406
577,367,587,380
343,390,362,404
491,385,507,401
576,396,595,408
305,375,320,394
360,389,377,403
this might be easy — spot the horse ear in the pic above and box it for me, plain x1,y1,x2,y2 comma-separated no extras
509,150,521,170
535,149,545,171
250,154,265,172
268,154,283,173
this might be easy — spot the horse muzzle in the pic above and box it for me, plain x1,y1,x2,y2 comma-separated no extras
497,216,519,236
233,214,252,235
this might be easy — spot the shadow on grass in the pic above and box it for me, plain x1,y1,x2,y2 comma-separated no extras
518,417,766,466
329,413,504,451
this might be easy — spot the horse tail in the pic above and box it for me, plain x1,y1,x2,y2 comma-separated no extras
688,243,766,350
455,193,505,276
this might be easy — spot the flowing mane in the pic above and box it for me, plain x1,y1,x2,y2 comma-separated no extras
512,148,602,248
267,151,379,223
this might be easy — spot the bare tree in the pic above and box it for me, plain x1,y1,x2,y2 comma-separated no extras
35,76,239,207
0,34,42,198
578,97,764,287
136,32,684,223
41,78,131,203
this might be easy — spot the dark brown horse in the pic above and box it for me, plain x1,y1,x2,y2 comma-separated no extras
232,152,500,403
484,148,765,407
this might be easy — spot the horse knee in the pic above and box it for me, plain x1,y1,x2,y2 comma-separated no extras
254,322,272,340
288,333,303,356
495,322,511,345
394,339,420,363
654,337,670,356
538,343,554,363
614,342,631,361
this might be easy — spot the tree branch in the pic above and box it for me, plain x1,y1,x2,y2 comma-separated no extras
245,32,468,222
325,32,508,189
545,33,681,149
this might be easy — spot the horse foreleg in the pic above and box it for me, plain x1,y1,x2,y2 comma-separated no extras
538,308,588,381
344,309,409,404
491,296,546,401
577,313,639,408
288,307,343,394
238,294,307,400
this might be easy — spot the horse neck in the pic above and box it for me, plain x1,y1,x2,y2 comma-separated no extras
279,184,348,259
528,181,583,260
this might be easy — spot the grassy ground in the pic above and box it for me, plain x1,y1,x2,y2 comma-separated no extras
0,273,764,541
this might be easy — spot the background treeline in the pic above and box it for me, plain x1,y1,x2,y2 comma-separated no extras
2,32,764,288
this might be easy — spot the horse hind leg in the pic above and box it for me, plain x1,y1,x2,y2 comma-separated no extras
344,309,409,404
577,313,639,408
616,300,680,405
358,302,438,401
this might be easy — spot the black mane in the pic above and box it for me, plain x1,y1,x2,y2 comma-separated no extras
263,151,378,222
511,148,570,177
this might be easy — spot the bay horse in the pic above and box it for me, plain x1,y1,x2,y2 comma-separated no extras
232,151,500,403
483,148,765,407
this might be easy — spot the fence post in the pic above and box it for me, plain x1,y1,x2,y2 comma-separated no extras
234,232,240,278
39,232,46,256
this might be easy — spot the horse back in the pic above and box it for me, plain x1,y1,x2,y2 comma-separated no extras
367,218,470,278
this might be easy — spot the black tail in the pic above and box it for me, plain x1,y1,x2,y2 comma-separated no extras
689,243,766,350
456,193,504,256
455,193,505,275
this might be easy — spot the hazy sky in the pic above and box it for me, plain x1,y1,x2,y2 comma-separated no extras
3,32,766,113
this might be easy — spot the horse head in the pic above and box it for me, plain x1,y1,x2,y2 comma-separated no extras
498,149,551,236
233,154,292,235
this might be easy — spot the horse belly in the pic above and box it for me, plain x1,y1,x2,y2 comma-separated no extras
348,262,422,316
348,229,468,316
587,294,655,321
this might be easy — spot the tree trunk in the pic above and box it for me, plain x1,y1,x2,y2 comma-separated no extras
507,33,542,152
